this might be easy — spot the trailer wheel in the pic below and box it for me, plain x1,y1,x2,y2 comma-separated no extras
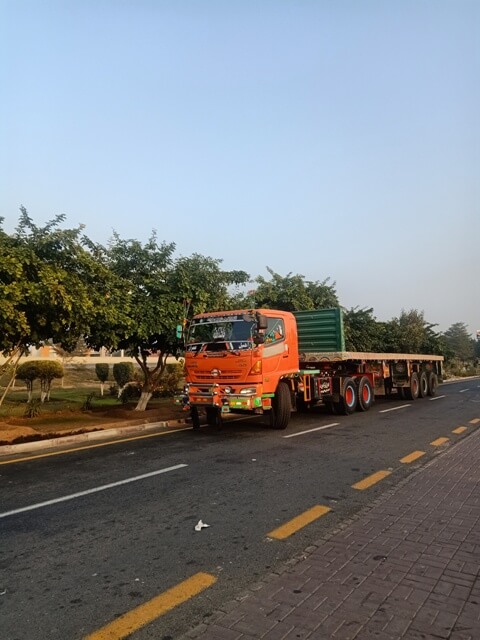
191,406,201,430
340,378,357,415
427,372,438,396
269,381,291,429
405,372,420,400
357,377,373,411
418,372,428,398
206,407,222,429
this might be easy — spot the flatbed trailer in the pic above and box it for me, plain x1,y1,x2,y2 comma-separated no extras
178,308,444,429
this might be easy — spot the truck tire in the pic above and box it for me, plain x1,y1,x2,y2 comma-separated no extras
427,372,438,396
418,371,428,398
269,381,291,429
206,407,222,429
357,376,374,411
191,406,201,430
340,378,357,415
405,372,420,400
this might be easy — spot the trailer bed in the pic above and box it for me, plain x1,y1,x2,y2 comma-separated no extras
299,351,444,363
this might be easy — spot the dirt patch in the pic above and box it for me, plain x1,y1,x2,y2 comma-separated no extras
0,403,187,445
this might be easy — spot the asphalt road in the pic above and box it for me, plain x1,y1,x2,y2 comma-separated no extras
0,378,479,640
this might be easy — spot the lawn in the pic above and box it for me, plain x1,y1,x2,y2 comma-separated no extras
0,363,186,445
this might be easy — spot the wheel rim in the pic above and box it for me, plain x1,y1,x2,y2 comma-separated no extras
362,384,371,404
345,386,354,407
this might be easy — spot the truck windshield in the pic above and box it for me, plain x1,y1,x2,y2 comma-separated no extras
187,315,255,352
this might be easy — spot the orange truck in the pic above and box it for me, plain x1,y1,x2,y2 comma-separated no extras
177,308,444,430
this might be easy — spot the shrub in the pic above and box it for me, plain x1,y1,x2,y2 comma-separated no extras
157,363,184,397
37,361,64,402
95,363,109,396
119,382,141,404
24,399,41,418
16,361,41,401
113,362,135,397
82,392,96,411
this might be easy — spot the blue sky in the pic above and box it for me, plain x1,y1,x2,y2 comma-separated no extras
1,1,479,335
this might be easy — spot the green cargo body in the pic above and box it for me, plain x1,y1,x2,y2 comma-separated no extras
293,308,345,353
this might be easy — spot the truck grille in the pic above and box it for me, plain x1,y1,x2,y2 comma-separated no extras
195,370,244,381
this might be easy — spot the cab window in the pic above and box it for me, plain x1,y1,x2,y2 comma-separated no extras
265,318,284,344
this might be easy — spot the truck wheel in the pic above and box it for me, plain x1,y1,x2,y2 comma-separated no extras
357,377,373,411
269,381,291,429
191,406,201,430
340,378,357,415
427,372,438,396
418,372,428,398
405,372,419,400
206,407,222,429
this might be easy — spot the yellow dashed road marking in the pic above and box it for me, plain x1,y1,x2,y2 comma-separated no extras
352,470,392,491
84,572,216,640
452,427,467,434
400,451,425,464
469,418,480,425
430,437,449,446
267,505,331,540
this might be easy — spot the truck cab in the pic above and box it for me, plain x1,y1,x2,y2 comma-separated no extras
180,309,299,428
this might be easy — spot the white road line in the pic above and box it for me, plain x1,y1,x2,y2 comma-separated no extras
0,464,188,519
459,389,469,393
283,423,339,438
430,395,446,401
379,404,411,414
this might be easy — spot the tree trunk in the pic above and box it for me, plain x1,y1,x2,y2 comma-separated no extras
135,391,152,411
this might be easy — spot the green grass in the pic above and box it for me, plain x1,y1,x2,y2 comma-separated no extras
0,387,117,419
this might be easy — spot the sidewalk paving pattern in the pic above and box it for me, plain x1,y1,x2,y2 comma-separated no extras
185,430,480,640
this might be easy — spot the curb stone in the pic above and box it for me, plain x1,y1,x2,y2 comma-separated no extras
0,417,189,456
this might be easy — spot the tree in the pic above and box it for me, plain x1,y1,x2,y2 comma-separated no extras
0,209,128,356
38,361,64,402
16,361,40,402
89,234,249,411
443,323,474,362
343,307,384,352
95,363,109,397
113,362,134,398
0,208,129,405
382,309,444,355
240,267,338,311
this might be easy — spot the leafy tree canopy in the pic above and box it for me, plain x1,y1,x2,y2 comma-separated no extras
443,322,474,362
343,307,384,352
381,309,444,355
0,207,128,356
232,267,338,311
91,234,249,410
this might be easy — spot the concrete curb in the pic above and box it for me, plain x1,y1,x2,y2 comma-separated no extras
0,418,189,456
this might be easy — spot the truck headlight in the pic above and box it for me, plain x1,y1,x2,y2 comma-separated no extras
240,387,256,395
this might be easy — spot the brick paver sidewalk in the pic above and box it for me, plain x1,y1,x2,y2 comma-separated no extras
186,430,480,640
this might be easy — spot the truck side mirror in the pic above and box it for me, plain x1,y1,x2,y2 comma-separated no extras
256,313,268,330
253,334,265,345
